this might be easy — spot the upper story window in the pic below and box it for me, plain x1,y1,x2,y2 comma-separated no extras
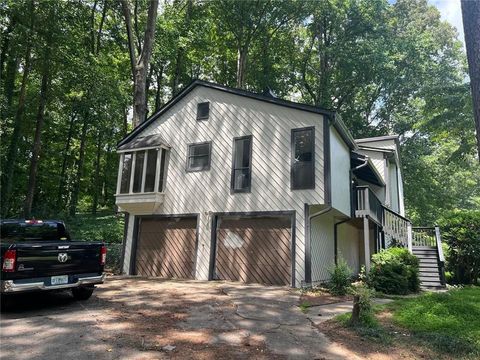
197,102,210,120
291,127,315,190
117,148,167,194
231,135,252,193
186,141,211,172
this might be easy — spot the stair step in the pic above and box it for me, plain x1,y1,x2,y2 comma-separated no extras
418,257,439,262
419,263,440,268
413,246,437,250
420,274,441,280
420,268,440,275
420,279,442,286
413,249,438,255
419,271,440,277
415,254,439,260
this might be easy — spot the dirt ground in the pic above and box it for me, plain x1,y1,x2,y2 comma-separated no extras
1,277,360,360
320,310,451,360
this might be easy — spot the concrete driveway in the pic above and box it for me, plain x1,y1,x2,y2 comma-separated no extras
0,277,358,360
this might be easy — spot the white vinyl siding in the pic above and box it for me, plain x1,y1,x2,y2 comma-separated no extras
337,222,361,275
122,215,136,275
310,213,335,283
124,86,327,285
330,127,351,216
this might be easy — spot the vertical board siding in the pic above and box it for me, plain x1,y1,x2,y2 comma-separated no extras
135,217,197,279
310,213,335,282
215,216,292,286
124,87,326,285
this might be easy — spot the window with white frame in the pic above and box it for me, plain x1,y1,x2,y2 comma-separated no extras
117,148,168,194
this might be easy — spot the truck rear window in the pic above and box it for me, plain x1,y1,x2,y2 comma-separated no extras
0,223,70,243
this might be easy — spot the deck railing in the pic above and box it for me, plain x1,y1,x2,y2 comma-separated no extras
355,186,411,249
412,227,437,247
383,207,410,248
355,186,384,225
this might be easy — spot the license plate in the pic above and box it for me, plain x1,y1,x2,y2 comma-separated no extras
51,275,69,285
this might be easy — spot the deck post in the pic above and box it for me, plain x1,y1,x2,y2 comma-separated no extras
407,222,413,253
363,217,371,272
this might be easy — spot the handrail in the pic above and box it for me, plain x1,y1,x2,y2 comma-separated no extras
383,206,411,224
435,225,446,285
435,226,445,263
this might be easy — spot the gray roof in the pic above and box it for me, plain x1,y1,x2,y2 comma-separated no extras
355,134,399,143
117,134,170,151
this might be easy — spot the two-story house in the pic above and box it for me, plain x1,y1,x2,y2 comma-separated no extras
115,80,444,289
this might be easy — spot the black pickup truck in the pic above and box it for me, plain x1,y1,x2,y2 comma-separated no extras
1,219,105,300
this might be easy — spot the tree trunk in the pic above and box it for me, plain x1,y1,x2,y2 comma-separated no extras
56,110,76,210
91,130,103,214
171,49,183,96
154,64,164,111
69,114,89,217
461,0,480,162
121,0,159,128
23,27,51,217
2,46,32,216
236,46,248,88
349,295,361,326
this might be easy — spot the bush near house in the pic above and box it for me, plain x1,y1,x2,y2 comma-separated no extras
368,247,420,295
439,210,480,285
327,258,353,296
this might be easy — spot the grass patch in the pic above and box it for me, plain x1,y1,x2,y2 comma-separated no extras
299,301,311,313
334,311,393,345
386,286,480,356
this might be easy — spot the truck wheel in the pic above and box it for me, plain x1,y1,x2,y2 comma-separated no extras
72,286,94,300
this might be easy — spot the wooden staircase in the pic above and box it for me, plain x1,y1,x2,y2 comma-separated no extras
354,187,446,290
412,227,446,290
412,246,444,290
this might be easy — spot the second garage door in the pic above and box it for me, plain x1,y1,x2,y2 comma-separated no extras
135,217,197,279
213,215,292,286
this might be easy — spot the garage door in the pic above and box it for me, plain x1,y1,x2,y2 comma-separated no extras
135,217,197,279
214,216,292,286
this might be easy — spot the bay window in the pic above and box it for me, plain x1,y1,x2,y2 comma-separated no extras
117,148,167,195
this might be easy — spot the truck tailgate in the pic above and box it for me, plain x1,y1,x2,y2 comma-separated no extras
11,242,103,279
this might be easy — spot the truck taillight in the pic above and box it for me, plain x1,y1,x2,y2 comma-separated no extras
2,249,16,272
100,246,107,266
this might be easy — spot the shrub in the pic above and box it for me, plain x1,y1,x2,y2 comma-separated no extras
438,210,480,285
369,247,420,295
327,258,352,295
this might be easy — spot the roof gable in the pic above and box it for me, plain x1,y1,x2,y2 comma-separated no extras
117,80,357,149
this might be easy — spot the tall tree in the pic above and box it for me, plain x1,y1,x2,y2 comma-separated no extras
23,3,54,217
461,0,480,162
1,0,35,215
121,0,159,127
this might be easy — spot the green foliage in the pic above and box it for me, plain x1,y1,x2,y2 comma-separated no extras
327,258,352,296
65,212,125,244
0,0,477,227
349,282,376,326
369,247,420,295
387,287,480,356
438,210,480,284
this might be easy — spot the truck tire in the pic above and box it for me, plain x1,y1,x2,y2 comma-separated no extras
72,286,94,300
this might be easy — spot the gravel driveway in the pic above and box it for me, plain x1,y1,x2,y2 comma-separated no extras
0,277,357,360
